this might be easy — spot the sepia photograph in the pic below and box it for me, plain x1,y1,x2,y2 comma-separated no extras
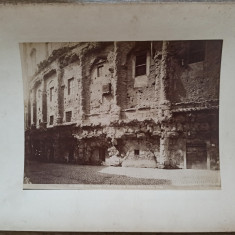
21,40,222,189
2,1,235,232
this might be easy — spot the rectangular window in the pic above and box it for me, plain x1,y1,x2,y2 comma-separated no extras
134,149,140,155
49,115,54,125
50,87,54,102
97,65,103,77
188,41,205,64
102,83,111,95
68,78,74,95
135,54,147,77
66,111,72,122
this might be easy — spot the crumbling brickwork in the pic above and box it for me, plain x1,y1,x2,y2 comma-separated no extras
22,40,222,169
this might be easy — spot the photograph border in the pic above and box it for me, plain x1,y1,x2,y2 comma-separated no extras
0,1,235,232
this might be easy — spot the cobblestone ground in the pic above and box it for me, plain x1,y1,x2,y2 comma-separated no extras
24,161,220,189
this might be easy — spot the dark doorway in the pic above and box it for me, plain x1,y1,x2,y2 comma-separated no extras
48,145,54,162
186,143,207,169
99,148,106,161
90,147,106,164
68,148,74,163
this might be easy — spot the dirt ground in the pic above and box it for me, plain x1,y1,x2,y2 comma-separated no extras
24,161,221,189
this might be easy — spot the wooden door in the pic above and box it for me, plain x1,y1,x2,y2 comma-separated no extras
186,143,207,169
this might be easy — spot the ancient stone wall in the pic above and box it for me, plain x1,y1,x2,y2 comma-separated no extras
45,72,58,127
170,40,222,104
120,138,160,168
24,41,221,169
62,62,82,123
35,84,43,128
81,42,115,125
117,42,161,110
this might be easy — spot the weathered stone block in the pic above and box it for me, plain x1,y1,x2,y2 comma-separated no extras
105,156,121,166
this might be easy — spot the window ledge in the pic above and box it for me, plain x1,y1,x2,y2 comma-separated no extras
122,106,151,112
138,106,151,110
122,108,136,112
59,122,77,126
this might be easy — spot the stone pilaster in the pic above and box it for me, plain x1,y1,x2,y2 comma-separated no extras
77,55,86,125
158,133,170,168
109,41,121,121
32,89,37,126
159,41,172,121
157,41,172,168
159,41,169,104
27,98,31,128
41,79,47,125
56,68,64,125
78,56,85,125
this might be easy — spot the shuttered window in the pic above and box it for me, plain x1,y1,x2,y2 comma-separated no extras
68,78,74,95
49,115,54,125
66,111,72,122
135,54,147,76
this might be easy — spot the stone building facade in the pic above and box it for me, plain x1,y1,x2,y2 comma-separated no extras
21,40,222,169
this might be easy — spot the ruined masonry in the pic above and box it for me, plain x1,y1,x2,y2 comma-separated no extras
22,41,222,169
